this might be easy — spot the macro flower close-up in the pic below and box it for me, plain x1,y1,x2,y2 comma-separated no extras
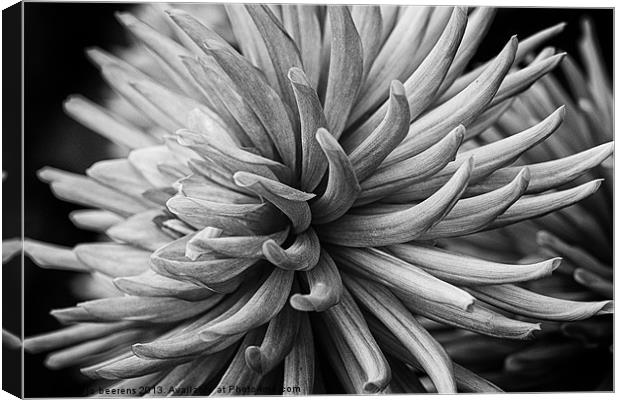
7,2,614,396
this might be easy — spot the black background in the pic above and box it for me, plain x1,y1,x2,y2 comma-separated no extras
10,3,613,396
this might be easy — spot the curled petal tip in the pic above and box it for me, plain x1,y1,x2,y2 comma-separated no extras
550,257,563,272
599,301,614,315
389,80,406,97
289,283,336,312
244,346,264,374
287,66,307,84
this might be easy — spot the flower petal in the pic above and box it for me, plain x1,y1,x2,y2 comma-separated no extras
74,243,150,277
347,80,410,182
290,248,343,312
398,290,540,340
351,5,382,85
387,242,559,286
199,267,294,340
466,141,613,195
69,210,124,232
63,95,156,149
439,22,566,102
59,294,224,323
190,227,289,259
24,321,133,354
182,56,276,158
387,35,518,163
332,247,475,311
113,269,214,301
323,6,363,138
245,302,300,374
310,128,360,224
488,179,603,229
45,329,146,369
263,227,320,271
344,274,456,393
281,5,322,91
417,168,530,239
537,230,612,279
350,7,467,142
151,235,260,292
106,209,172,251
283,312,314,395
132,287,254,359
206,47,298,169
38,167,149,217
393,107,564,201
23,240,87,271
320,287,391,393
209,327,266,395
469,284,613,321
574,268,613,298
319,158,472,247
246,4,303,114
234,171,314,233
288,67,328,191
115,11,202,98
358,125,463,205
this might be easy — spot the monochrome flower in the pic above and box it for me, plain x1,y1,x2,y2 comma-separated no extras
22,5,613,394
440,18,613,391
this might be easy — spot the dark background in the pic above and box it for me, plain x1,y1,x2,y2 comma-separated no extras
13,3,613,397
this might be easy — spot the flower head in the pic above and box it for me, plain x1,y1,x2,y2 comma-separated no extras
23,5,612,394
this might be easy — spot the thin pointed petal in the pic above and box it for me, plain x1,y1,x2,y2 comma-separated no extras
470,284,613,321
347,80,410,182
288,67,328,191
234,171,314,233
38,167,148,217
332,247,475,311
319,158,472,247
344,274,456,393
466,141,614,195
397,290,540,340
418,168,531,239
394,107,564,201
488,179,603,229
320,287,391,393
64,95,156,149
24,240,87,271
323,6,363,138
199,268,294,340
283,312,314,395
388,35,518,163
246,4,303,112
113,269,214,301
106,209,172,251
387,242,559,286
74,243,149,277
24,321,133,354
358,125,463,205
310,128,360,224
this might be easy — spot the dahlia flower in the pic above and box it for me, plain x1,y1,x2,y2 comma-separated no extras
20,4,613,395
440,17,614,391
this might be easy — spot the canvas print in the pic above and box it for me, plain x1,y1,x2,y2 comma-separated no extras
2,2,614,397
